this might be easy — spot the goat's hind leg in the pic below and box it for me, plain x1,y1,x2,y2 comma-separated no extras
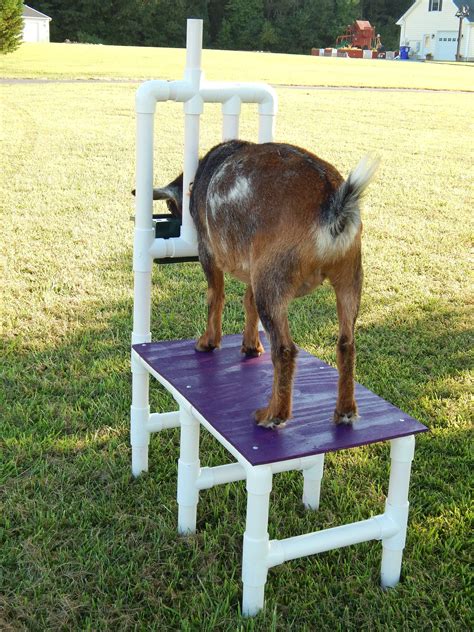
331,263,362,424
195,249,225,352
241,285,264,357
253,282,297,429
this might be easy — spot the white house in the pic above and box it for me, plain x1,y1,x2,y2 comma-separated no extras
22,4,51,43
397,1,473,60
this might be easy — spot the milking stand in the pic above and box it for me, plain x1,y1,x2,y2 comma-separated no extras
130,18,427,617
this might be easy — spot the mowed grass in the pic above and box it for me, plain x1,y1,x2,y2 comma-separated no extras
1,50,473,631
1,42,474,91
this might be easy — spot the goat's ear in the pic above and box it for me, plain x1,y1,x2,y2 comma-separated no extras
154,184,183,218
130,186,181,200
152,186,177,201
132,176,183,218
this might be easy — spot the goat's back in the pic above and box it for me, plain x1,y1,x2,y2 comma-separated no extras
190,141,359,282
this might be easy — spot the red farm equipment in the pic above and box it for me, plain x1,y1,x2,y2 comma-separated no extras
336,20,376,50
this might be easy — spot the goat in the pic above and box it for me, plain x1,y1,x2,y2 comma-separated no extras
150,140,378,429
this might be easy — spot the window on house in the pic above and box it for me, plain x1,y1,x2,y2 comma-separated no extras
429,0,443,10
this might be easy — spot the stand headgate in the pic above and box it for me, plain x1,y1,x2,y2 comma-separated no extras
130,19,427,617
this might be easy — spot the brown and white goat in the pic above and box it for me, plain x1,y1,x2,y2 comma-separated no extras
153,140,378,428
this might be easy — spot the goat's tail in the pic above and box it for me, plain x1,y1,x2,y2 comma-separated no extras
317,155,379,259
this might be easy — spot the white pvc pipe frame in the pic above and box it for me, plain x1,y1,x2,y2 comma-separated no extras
131,19,416,618
131,19,277,475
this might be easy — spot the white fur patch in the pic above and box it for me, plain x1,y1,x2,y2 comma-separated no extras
207,162,231,219
224,176,251,204
314,218,360,261
207,189,226,218
313,155,378,261
207,175,251,219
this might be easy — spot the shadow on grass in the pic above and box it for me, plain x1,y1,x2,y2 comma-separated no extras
1,249,471,629
2,246,470,463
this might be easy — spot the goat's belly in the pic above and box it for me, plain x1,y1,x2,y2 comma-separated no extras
215,253,251,284
206,226,253,283
229,267,251,284
295,269,325,297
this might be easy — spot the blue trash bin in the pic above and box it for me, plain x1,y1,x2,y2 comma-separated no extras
400,46,410,60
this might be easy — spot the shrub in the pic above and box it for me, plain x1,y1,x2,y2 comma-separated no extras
77,30,104,45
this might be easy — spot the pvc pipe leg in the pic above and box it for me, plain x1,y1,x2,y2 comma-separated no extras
222,97,241,141
381,435,415,588
242,585,265,617
381,548,404,588
132,445,149,477
302,454,325,510
241,466,272,617
131,107,153,477
180,110,202,244
258,112,276,143
177,408,200,535
130,370,150,477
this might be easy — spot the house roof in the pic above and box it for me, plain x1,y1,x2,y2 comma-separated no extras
23,4,51,20
397,0,473,24
396,0,420,24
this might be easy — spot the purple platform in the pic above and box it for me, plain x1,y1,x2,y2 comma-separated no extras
133,334,427,466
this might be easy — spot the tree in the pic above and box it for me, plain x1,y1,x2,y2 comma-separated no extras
207,0,226,44
260,19,278,50
0,0,23,54
216,17,233,49
26,0,412,53
217,0,265,51
359,0,413,50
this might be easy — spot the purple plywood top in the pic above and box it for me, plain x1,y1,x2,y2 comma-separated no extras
133,334,427,466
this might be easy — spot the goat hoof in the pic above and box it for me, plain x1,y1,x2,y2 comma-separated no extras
195,337,219,352
333,408,358,425
254,408,288,429
241,342,264,357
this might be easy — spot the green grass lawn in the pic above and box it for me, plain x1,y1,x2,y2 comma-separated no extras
1,42,474,91
1,46,473,630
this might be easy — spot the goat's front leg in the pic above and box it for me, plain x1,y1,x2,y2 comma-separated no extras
331,264,362,424
253,288,297,428
195,251,225,352
241,285,264,357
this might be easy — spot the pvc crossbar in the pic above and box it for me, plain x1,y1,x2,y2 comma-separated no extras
267,514,399,568
147,411,180,432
